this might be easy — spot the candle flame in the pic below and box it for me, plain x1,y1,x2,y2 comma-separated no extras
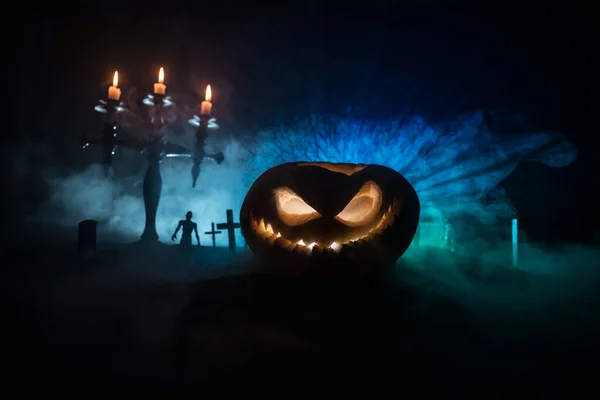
112,71,119,87
158,67,164,83
205,85,212,102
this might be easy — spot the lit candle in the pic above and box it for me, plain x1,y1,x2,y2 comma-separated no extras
200,85,212,116
108,71,121,101
154,67,166,95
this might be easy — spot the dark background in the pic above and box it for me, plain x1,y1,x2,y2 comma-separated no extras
3,2,599,395
6,1,597,243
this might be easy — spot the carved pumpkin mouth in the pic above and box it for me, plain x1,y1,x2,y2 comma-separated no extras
248,197,401,255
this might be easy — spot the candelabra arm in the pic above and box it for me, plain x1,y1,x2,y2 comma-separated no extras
81,133,101,147
189,114,224,187
82,99,125,177
191,160,201,188
190,115,206,188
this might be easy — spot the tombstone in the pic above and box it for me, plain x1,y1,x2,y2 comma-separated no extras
204,222,222,248
216,209,241,252
78,219,98,259
512,218,519,267
443,222,456,252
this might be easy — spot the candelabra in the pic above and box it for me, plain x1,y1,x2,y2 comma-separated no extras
82,71,224,242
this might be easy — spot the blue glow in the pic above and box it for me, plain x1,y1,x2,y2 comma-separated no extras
39,111,576,253
247,112,576,223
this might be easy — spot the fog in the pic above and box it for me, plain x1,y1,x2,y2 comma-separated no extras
9,107,599,392
18,105,599,322
26,109,577,249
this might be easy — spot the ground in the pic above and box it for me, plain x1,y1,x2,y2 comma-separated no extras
5,239,600,397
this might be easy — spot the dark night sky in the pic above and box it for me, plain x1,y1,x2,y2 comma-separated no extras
11,2,593,135
7,1,599,238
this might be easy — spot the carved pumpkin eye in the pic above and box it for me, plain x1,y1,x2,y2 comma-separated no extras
274,187,321,226
335,181,383,227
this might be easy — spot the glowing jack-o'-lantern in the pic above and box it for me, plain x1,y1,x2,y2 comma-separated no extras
240,162,420,274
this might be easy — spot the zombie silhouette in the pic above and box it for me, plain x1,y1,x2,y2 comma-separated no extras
172,211,200,247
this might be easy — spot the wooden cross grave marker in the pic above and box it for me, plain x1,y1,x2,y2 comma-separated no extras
216,209,241,251
204,222,222,248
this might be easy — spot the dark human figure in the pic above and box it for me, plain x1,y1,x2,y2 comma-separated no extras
172,211,200,247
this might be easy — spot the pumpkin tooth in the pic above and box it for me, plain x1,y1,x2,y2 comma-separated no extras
311,245,323,256
371,229,383,237
258,224,272,238
265,223,274,235
350,236,366,244
295,244,311,255
266,234,278,245
258,218,266,232
375,212,389,230
329,242,342,252
365,232,377,241
274,237,292,248
344,241,356,248
295,240,315,254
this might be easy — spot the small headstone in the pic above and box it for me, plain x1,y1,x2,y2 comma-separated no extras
78,219,98,259
512,218,519,267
